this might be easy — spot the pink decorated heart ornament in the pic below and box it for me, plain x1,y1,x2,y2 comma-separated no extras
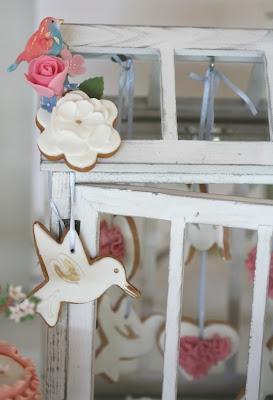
158,320,239,380
99,219,125,261
245,246,273,299
99,215,140,280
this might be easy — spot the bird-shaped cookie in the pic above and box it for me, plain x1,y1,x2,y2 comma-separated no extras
8,17,64,72
22,222,140,327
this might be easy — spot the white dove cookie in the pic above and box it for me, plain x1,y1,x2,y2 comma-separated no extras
22,222,140,327
36,90,121,172
95,295,163,382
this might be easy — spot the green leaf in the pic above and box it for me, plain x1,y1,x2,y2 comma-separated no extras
5,308,11,317
21,314,34,322
79,77,104,99
30,296,41,304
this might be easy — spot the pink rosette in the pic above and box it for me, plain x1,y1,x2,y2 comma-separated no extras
179,335,231,380
0,342,41,400
25,55,68,98
99,219,125,261
245,246,273,299
61,49,86,76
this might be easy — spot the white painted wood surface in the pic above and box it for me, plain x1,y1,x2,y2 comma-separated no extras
162,219,185,399
45,172,70,400
67,200,99,400
38,25,273,182
245,226,273,400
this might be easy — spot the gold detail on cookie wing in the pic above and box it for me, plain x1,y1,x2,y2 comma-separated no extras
54,258,81,283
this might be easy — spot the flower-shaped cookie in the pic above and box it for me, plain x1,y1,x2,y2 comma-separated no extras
36,90,121,172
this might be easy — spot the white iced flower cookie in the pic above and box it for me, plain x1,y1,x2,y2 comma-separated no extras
36,90,121,172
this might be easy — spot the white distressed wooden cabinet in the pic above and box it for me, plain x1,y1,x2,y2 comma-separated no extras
42,25,273,400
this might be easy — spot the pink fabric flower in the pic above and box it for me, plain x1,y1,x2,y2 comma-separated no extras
99,220,125,260
25,55,68,97
245,246,273,299
179,335,231,379
61,49,86,76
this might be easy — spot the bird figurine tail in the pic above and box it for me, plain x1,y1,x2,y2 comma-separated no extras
7,62,19,72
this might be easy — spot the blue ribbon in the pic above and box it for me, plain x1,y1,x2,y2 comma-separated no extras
112,55,135,139
190,64,258,140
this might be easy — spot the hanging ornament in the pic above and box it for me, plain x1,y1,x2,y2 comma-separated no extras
245,246,273,303
0,342,41,399
21,222,140,327
95,295,163,382
99,215,140,280
185,224,231,264
185,185,230,264
158,319,239,380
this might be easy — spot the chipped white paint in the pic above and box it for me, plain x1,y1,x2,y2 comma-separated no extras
245,226,273,400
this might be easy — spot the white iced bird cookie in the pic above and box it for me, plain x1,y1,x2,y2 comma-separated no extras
36,90,121,172
21,222,140,327
95,295,163,382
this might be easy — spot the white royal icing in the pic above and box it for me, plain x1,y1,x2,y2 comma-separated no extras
37,90,121,171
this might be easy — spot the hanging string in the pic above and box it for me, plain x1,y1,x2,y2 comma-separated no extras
198,250,207,338
69,172,76,253
48,172,66,233
111,55,135,139
190,59,258,140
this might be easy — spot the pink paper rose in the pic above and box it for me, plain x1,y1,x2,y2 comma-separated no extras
61,49,86,76
25,55,68,98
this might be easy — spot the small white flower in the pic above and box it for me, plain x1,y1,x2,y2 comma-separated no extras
8,285,26,301
19,299,35,316
8,304,23,323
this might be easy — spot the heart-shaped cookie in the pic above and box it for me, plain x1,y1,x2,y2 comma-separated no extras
99,215,140,280
158,320,239,380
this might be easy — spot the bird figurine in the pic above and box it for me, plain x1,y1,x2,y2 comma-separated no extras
21,222,140,327
8,17,64,72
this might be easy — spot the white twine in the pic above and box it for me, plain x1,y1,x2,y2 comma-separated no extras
112,55,135,139
190,62,258,140
69,172,76,253
48,172,66,233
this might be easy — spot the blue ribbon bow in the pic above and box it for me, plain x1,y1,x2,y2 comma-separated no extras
190,64,258,140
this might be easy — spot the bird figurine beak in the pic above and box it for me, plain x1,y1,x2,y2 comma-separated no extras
57,18,64,25
123,282,141,298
